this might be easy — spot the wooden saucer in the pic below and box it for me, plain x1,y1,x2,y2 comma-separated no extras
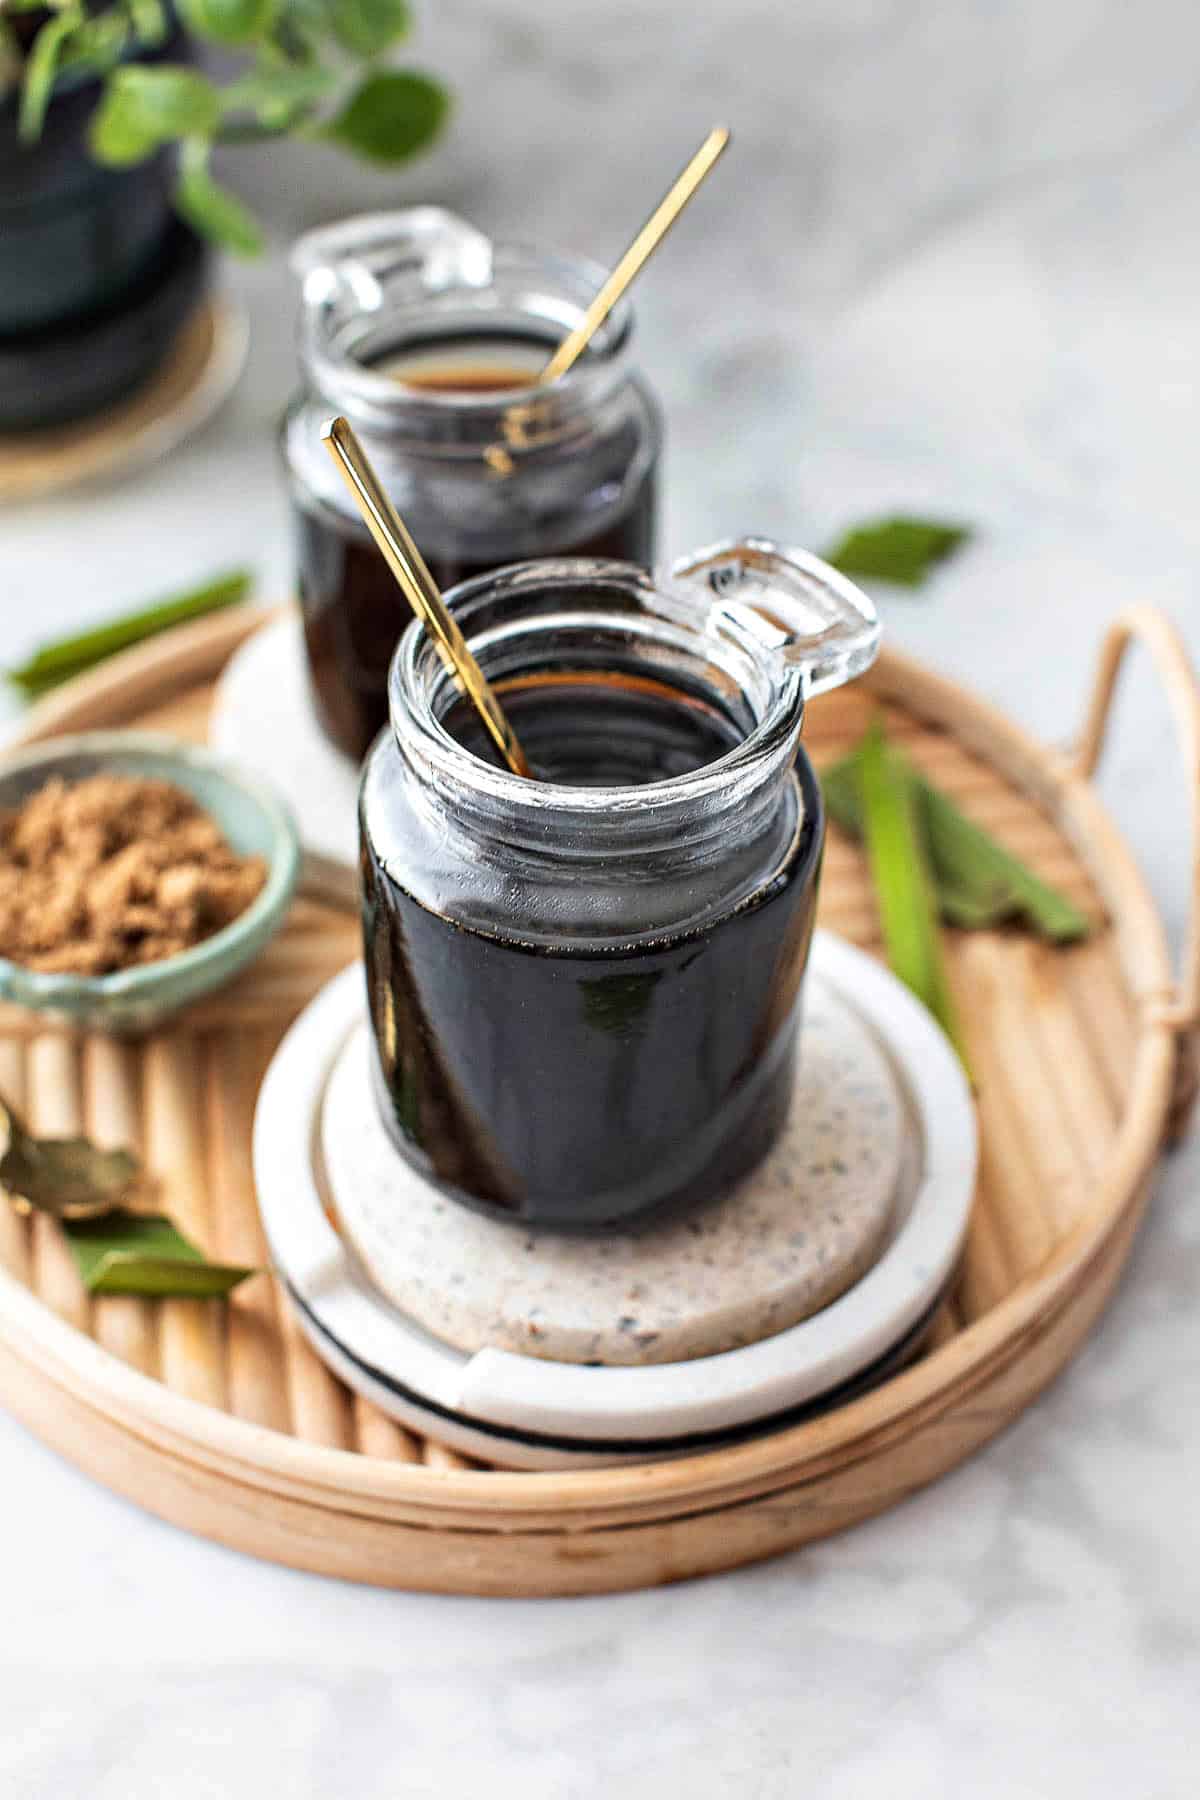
0,296,248,505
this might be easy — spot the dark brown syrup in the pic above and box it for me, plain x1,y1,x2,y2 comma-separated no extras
361,674,822,1231
294,356,658,761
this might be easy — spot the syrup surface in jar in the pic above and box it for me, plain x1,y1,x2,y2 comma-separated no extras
392,360,534,393
293,339,659,762
361,672,821,1231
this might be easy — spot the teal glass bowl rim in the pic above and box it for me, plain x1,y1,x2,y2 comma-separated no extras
0,731,301,1014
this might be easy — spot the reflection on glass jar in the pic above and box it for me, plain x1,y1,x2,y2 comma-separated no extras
359,542,880,1232
282,209,662,761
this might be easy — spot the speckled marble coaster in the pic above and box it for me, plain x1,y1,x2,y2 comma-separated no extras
321,981,906,1366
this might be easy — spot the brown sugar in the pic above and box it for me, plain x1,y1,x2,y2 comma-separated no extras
0,774,268,976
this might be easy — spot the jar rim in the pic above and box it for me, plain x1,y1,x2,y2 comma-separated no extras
300,242,636,429
387,558,805,828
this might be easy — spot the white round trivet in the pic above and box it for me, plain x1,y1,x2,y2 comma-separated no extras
210,611,359,904
252,934,977,1468
323,992,905,1366
284,1281,945,1469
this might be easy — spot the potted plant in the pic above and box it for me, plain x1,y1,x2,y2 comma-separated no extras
0,0,448,430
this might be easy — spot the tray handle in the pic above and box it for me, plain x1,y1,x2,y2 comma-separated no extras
1073,607,1200,1139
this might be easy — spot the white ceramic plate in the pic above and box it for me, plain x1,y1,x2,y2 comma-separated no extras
210,612,359,904
253,934,977,1465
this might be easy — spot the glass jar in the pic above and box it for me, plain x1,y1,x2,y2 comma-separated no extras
359,539,880,1233
282,208,663,762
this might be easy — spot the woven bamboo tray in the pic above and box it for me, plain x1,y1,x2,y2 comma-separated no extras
0,605,1195,1596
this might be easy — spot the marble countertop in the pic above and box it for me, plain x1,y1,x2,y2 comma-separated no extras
4,1,1200,1792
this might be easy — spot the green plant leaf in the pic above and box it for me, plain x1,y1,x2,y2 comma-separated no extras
8,568,252,698
1,1135,143,1221
91,64,222,165
322,68,448,164
56,10,131,78
18,4,82,143
821,744,1090,944
824,516,969,588
935,881,1013,931
175,140,264,254
0,1097,150,1222
920,779,1090,943
90,88,157,165
177,0,278,45
857,721,970,1072
328,0,410,58
126,0,169,43
63,1212,254,1297
220,61,334,126
261,8,321,66
111,62,222,134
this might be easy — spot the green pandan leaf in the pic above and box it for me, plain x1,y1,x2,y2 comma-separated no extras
175,142,264,255
8,568,252,698
857,721,971,1073
935,882,1013,931
821,744,1090,944
825,516,969,588
322,69,449,164
920,779,1089,943
0,1098,254,1298
63,1212,254,1298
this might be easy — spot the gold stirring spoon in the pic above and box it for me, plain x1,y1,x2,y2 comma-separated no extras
538,125,731,384
321,414,534,779
481,127,731,474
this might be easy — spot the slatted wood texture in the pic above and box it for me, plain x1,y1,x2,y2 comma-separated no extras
0,605,1192,1593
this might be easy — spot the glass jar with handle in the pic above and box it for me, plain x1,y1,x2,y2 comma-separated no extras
283,209,663,761
359,539,880,1233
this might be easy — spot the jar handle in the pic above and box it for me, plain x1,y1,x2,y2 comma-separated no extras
667,536,881,698
290,207,494,312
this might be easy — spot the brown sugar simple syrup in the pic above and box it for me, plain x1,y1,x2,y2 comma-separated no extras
362,667,821,1231
297,352,658,759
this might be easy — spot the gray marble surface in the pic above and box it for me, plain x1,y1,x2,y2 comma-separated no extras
3,1,1200,1792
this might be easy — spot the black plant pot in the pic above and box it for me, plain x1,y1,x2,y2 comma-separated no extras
0,17,212,431
0,217,210,432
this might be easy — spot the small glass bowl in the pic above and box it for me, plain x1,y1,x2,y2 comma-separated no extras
0,732,300,1033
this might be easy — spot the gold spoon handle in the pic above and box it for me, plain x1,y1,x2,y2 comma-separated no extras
539,126,731,385
321,416,533,779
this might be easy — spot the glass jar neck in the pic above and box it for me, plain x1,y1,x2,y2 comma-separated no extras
296,229,636,451
387,560,806,874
